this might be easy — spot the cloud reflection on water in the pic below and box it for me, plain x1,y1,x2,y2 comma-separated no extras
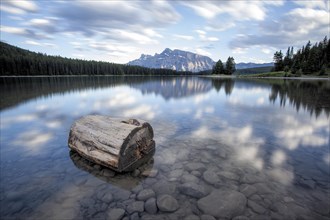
227,87,270,107
1,114,38,128
123,104,159,120
274,114,329,150
13,130,53,154
192,124,265,170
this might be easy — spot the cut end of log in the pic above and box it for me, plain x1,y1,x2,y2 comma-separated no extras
68,115,155,172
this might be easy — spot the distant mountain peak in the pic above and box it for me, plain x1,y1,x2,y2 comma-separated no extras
162,48,172,54
128,48,215,72
128,48,274,72
236,62,274,69
140,54,152,60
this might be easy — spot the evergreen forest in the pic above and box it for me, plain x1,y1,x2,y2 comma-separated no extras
0,42,191,76
273,36,330,75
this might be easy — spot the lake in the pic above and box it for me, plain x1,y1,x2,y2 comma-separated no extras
0,76,329,220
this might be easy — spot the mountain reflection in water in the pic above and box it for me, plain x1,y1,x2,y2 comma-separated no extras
1,76,329,117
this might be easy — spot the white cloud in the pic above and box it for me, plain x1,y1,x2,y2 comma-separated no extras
195,29,219,42
105,29,160,45
25,40,57,48
173,34,194,40
204,37,219,42
28,18,58,33
8,15,24,21
30,18,50,25
230,5,329,50
205,22,236,32
1,25,51,39
294,0,328,9
1,5,26,14
25,40,41,46
195,48,212,57
1,0,38,14
287,8,329,35
261,48,272,54
263,0,285,6
89,41,137,55
1,25,27,35
181,1,269,21
143,28,163,38
232,47,248,54
56,1,180,38
182,2,219,19
195,30,206,36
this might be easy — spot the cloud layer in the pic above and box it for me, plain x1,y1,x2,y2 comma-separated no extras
1,0,329,63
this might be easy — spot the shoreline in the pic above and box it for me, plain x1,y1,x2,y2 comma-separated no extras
199,75,330,80
0,74,329,80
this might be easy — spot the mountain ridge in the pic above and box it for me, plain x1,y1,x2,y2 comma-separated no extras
128,48,215,72
128,48,273,72
236,62,274,69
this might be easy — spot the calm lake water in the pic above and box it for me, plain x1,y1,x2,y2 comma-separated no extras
0,76,329,220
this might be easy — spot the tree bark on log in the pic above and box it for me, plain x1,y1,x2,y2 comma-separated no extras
68,115,155,172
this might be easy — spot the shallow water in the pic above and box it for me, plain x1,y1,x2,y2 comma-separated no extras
0,76,329,220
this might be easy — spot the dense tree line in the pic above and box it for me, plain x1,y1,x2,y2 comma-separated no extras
273,36,330,75
212,56,236,75
0,42,192,76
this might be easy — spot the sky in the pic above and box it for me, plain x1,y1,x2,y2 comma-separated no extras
1,0,329,64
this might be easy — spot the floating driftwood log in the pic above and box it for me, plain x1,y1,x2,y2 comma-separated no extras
68,115,155,172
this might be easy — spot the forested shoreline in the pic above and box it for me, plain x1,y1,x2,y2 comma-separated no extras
1,37,329,77
273,37,330,75
0,42,192,76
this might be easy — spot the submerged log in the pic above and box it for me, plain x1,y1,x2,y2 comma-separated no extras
68,115,155,172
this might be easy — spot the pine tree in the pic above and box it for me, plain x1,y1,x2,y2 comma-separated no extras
273,50,283,71
290,47,294,59
283,47,292,69
212,59,224,75
225,57,236,75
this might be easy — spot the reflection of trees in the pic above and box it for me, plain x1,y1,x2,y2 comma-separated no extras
211,78,235,95
269,80,330,118
0,76,214,110
1,76,126,110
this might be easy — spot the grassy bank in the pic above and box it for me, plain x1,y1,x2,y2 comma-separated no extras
237,69,330,78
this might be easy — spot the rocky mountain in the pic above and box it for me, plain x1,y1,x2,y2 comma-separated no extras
128,48,274,72
128,48,215,72
235,62,274,69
